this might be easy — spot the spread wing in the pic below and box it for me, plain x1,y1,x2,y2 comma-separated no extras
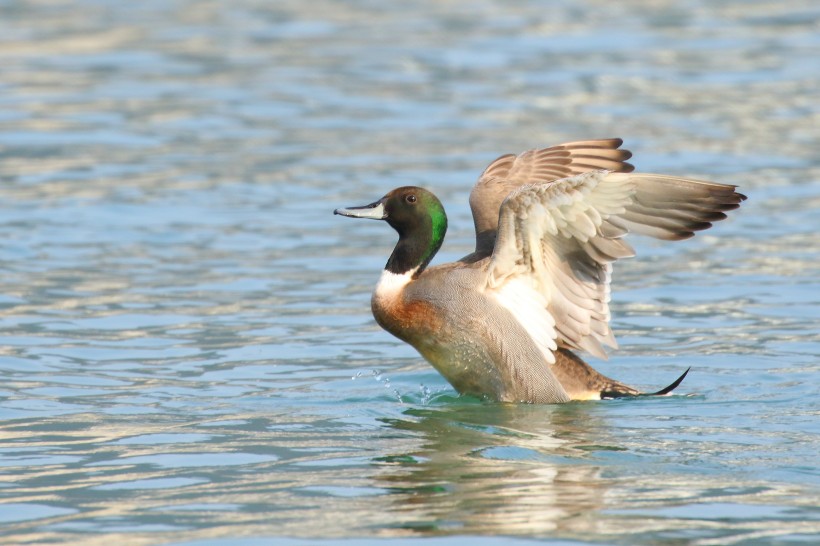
486,171,746,360
466,139,634,260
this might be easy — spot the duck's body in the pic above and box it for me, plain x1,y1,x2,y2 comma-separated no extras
372,263,573,402
336,139,745,403
371,253,638,403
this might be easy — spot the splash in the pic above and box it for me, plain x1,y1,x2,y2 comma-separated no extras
419,383,432,405
351,369,404,404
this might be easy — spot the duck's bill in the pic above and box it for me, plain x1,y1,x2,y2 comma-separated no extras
334,200,386,220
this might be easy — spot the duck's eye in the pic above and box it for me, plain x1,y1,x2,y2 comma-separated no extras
405,194,417,204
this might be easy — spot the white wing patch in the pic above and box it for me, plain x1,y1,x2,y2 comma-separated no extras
492,278,558,364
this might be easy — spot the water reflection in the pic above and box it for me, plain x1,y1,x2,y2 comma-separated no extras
1,385,818,543
367,396,820,543
377,402,617,535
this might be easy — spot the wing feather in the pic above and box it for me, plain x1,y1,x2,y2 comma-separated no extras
466,139,635,260
486,170,745,360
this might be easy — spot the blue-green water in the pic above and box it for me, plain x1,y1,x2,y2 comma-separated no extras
1,1,818,544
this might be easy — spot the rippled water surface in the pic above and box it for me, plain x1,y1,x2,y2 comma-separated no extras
1,1,819,544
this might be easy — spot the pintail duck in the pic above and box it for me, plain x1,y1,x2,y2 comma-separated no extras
335,139,745,403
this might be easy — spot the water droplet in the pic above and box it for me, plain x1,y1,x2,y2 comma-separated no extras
419,383,432,405
393,389,404,404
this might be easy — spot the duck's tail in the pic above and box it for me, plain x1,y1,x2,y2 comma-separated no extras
645,367,691,396
601,367,691,399
553,348,691,400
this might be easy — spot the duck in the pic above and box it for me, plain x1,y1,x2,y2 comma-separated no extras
335,139,746,403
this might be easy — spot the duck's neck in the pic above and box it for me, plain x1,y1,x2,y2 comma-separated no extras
385,209,447,278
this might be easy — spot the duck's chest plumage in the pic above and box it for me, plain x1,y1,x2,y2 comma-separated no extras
370,269,445,345
369,265,568,402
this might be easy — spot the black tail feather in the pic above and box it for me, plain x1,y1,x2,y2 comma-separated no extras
644,367,691,396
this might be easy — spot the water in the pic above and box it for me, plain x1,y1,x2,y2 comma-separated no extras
1,0,818,544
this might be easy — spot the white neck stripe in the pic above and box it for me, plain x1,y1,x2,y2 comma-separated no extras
374,268,417,301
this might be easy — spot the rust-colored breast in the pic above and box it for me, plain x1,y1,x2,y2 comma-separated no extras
371,291,444,345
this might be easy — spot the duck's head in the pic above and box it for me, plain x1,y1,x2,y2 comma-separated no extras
335,186,448,276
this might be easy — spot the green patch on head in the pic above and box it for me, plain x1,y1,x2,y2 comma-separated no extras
424,193,448,262
429,201,447,246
